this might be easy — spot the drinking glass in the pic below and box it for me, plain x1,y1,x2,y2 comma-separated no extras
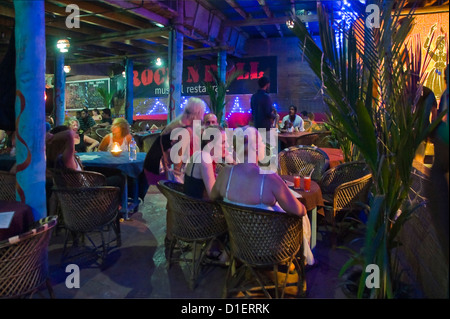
304,175,311,192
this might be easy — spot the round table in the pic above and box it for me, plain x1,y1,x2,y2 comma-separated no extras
278,131,311,148
282,175,324,250
320,147,344,168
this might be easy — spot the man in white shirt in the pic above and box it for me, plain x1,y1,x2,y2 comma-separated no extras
281,105,304,131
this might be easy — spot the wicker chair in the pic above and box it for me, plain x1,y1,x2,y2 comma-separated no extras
278,145,330,181
53,186,121,264
0,215,58,299
319,161,373,245
0,170,16,201
157,180,228,289
95,128,110,141
218,200,305,299
50,168,107,188
295,131,331,147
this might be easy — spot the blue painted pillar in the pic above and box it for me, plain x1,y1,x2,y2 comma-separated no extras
218,50,227,124
54,52,66,126
168,28,183,122
13,0,47,220
125,58,134,125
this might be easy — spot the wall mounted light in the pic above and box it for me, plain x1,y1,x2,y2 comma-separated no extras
155,57,162,66
64,65,71,73
57,39,70,53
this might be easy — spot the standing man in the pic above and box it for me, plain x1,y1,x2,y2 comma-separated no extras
251,76,275,132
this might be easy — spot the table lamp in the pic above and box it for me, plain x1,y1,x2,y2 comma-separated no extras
110,142,122,156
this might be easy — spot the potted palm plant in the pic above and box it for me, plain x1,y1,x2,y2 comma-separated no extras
203,69,242,126
291,0,445,298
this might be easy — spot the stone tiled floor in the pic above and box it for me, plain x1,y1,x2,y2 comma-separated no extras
41,185,358,300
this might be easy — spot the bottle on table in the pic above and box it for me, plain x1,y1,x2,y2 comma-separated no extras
129,138,137,161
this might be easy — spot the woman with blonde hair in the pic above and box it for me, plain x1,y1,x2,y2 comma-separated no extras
144,97,206,183
143,97,206,249
98,117,133,152
66,117,99,153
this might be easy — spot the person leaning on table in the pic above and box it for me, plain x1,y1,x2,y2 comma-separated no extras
210,126,314,266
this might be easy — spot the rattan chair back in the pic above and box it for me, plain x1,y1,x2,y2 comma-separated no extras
218,201,302,267
0,215,58,298
53,186,121,263
53,186,119,233
157,180,228,289
218,200,305,298
157,180,227,241
95,128,110,141
50,168,107,188
0,170,16,201
319,161,371,197
331,174,372,214
142,132,161,153
278,145,330,181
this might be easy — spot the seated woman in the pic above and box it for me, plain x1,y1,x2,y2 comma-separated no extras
66,117,99,153
98,117,133,152
47,128,125,198
184,125,231,199
210,126,314,266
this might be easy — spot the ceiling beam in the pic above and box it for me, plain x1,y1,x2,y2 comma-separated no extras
71,26,171,46
44,1,130,31
223,0,266,38
256,0,283,37
224,14,318,27
66,45,232,64
98,0,169,26
48,0,155,29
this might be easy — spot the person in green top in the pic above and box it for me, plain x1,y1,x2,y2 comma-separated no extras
78,107,96,134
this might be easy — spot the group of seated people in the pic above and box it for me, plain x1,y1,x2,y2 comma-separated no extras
144,97,314,266
45,115,139,212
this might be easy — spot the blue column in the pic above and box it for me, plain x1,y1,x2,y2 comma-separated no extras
54,52,66,126
13,0,47,220
168,29,183,122
125,58,134,125
218,50,227,124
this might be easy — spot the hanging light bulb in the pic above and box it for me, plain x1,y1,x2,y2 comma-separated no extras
286,19,294,29
155,57,162,66
64,65,71,73
57,39,70,53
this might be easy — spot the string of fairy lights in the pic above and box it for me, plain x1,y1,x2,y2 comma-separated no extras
135,96,282,124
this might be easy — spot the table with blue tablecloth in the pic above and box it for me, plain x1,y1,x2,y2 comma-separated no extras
77,152,147,219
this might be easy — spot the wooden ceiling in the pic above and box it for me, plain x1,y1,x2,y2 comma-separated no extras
0,0,448,68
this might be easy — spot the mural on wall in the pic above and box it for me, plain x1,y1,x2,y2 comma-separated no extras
410,12,448,100
423,23,447,99
65,78,110,110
